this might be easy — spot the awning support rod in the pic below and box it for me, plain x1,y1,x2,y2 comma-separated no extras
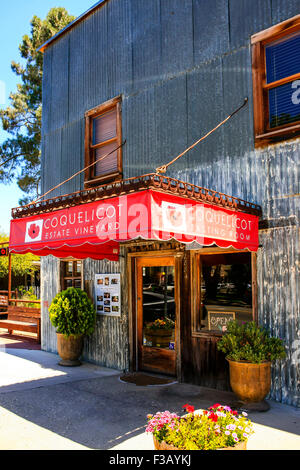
155,97,248,174
29,141,126,206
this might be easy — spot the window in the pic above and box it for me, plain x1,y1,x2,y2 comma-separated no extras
60,259,83,290
252,15,300,146
191,250,256,336
84,97,122,187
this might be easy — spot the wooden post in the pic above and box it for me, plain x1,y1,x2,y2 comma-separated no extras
8,252,12,304
251,252,258,323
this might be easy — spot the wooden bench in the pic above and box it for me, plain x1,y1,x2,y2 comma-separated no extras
0,292,8,313
0,306,41,343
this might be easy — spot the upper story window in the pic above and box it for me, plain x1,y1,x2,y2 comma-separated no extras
251,15,300,146
84,97,122,188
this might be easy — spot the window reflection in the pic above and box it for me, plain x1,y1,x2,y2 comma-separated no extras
142,266,175,350
199,253,252,332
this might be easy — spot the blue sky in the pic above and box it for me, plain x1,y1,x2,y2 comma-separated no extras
0,0,97,235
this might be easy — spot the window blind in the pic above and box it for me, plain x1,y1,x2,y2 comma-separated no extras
266,32,300,128
94,142,118,177
93,108,117,145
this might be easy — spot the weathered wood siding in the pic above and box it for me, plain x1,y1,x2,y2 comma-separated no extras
41,0,300,405
40,256,60,353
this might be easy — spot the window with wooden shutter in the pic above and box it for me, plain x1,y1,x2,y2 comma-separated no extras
84,97,122,187
251,15,300,146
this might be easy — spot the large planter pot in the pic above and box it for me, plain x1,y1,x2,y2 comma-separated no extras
228,359,271,407
57,333,84,367
153,436,247,451
144,329,173,348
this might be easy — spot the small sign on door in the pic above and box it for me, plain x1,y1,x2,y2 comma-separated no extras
208,311,235,332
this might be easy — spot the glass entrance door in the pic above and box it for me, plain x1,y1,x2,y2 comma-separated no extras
136,257,176,376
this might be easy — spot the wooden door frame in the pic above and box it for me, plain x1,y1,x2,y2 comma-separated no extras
127,250,183,379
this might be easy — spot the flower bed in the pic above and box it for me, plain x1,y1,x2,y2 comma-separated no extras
146,404,253,450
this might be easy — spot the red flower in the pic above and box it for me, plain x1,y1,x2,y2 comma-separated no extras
208,413,218,422
182,404,195,414
230,410,238,416
212,403,221,409
28,224,40,240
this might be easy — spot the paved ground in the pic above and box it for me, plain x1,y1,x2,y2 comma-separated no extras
0,333,299,451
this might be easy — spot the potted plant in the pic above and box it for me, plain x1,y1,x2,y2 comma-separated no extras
217,321,286,409
146,403,253,450
49,287,96,366
144,317,175,347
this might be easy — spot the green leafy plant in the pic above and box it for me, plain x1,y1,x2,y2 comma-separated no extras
146,404,253,450
145,317,175,330
217,320,286,363
17,286,39,308
49,287,96,337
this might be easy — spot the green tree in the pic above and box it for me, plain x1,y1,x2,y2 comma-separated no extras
0,8,75,205
0,233,39,279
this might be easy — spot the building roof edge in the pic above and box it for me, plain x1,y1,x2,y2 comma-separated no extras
38,0,108,52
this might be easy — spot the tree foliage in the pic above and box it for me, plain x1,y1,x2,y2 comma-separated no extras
0,233,39,279
0,8,75,205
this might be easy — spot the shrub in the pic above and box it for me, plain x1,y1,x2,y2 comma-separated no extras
217,320,286,363
49,287,96,337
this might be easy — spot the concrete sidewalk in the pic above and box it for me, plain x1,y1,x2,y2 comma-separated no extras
0,346,299,450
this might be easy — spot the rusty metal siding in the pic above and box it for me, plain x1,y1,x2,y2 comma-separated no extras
193,0,230,63
258,227,299,407
271,0,300,24
40,0,300,404
228,0,272,48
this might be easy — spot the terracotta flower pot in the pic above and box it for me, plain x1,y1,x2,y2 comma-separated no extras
57,333,83,367
153,436,247,451
144,329,173,347
227,359,271,403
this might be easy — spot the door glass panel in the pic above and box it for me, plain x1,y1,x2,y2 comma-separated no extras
142,265,175,350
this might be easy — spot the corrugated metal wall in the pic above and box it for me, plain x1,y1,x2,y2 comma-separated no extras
82,247,129,370
41,0,300,406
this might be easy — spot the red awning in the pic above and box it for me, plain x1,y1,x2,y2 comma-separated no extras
9,189,259,260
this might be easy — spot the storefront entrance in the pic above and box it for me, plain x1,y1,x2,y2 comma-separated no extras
136,256,176,376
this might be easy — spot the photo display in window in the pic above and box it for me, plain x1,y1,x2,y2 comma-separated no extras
95,274,121,316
